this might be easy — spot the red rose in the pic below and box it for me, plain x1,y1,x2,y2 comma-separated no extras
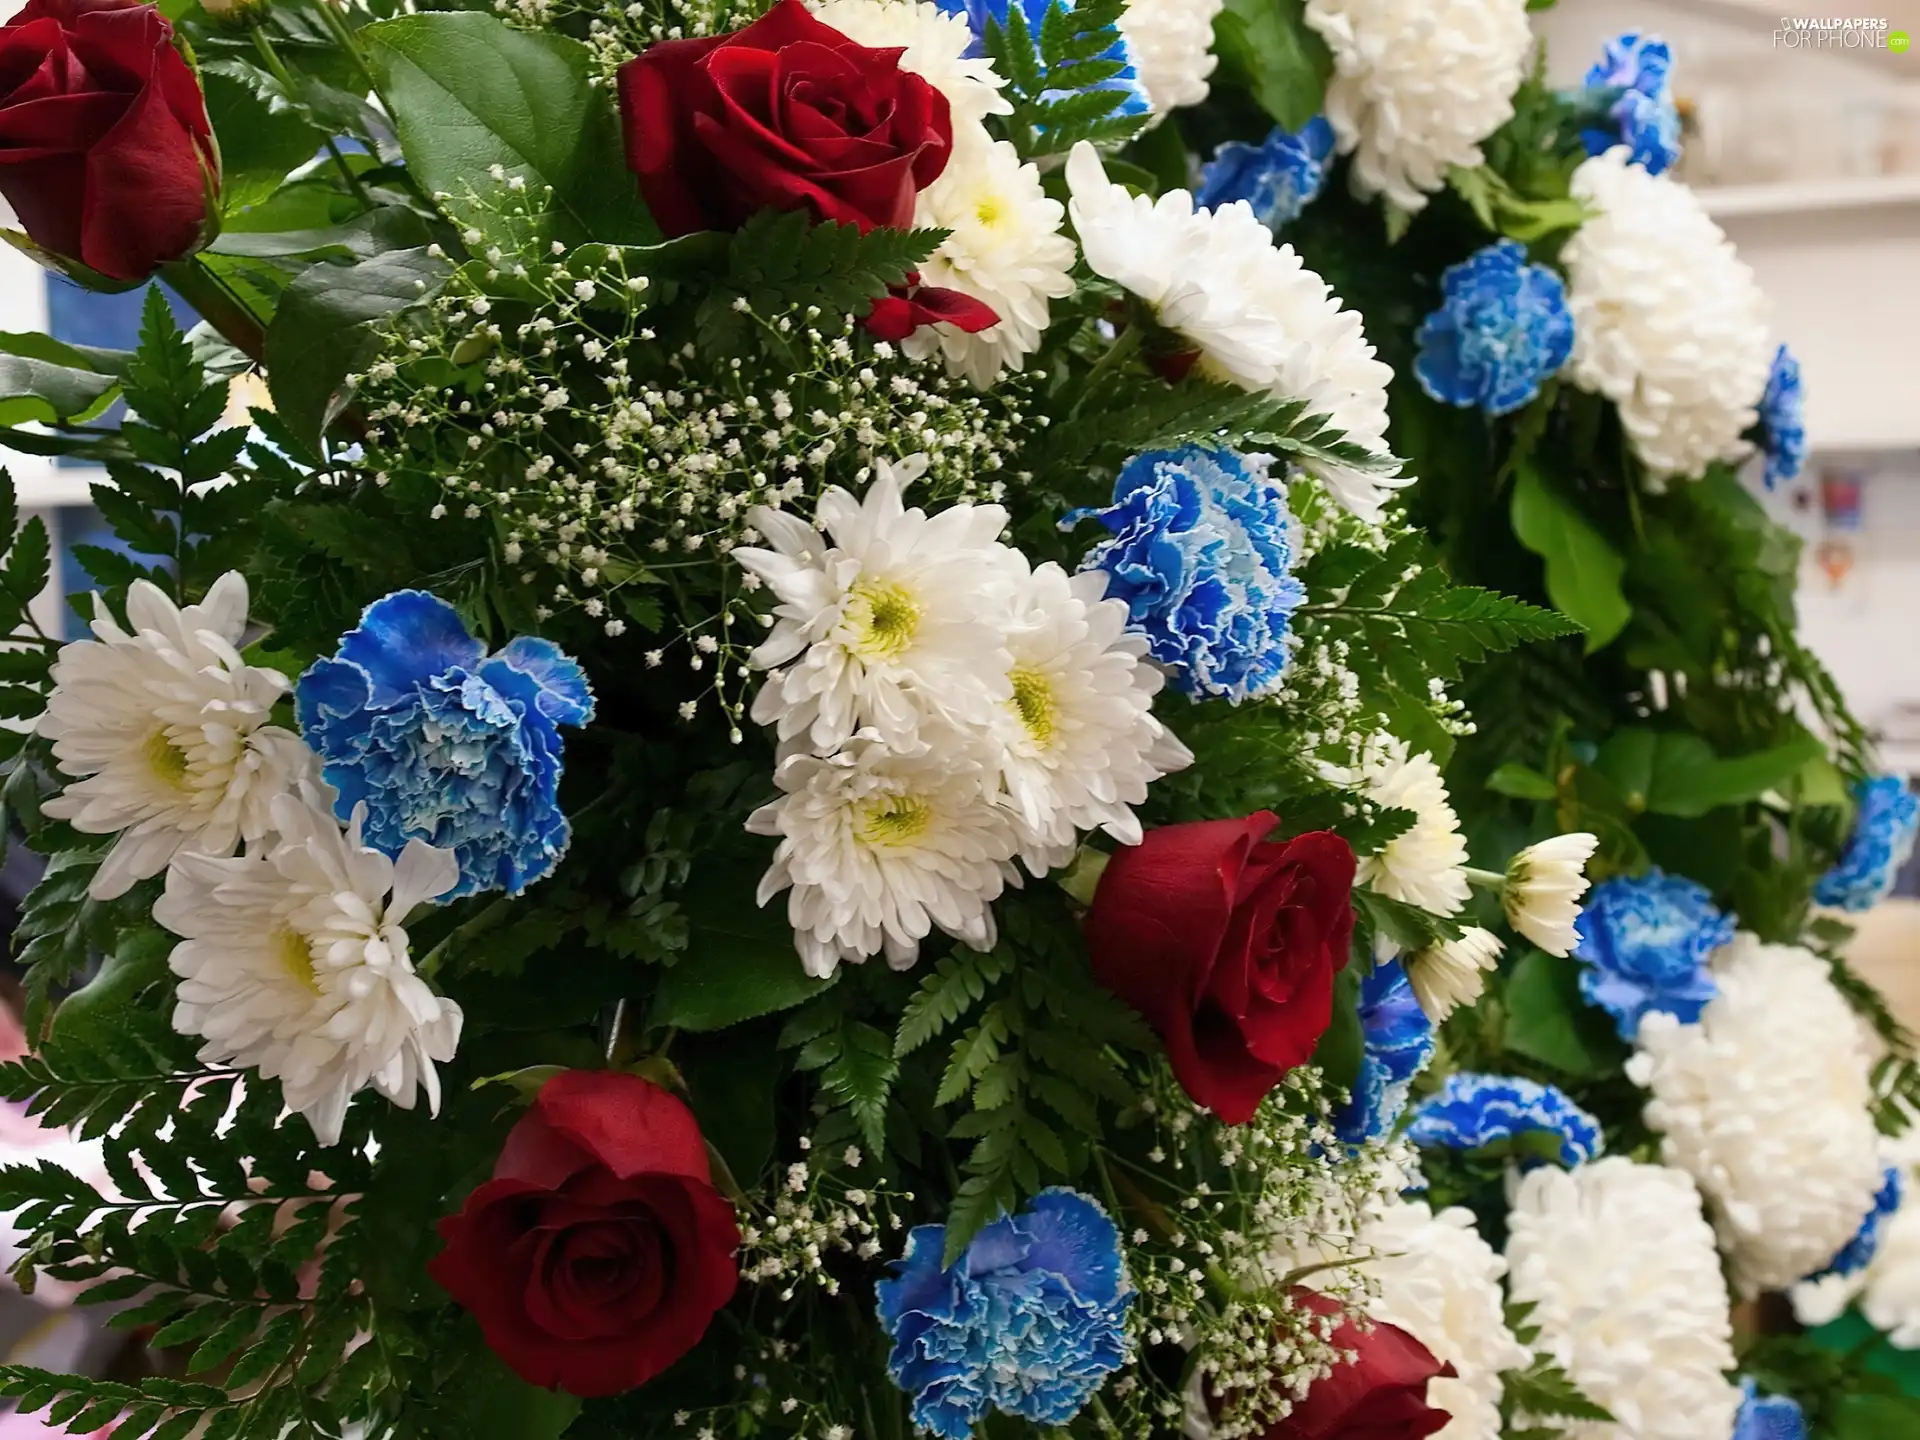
1268,1291,1454,1439
428,1071,740,1398
1085,812,1356,1125
0,0,217,282
863,275,999,342
617,0,953,237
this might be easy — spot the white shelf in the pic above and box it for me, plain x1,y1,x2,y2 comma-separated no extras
1697,173,1920,219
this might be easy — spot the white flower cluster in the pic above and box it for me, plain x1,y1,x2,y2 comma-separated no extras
1359,1200,1530,1440
737,459,1191,976
36,577,463,1146
737,1145,908,1301
1063,143,1406,523
1629,934,1884,1295
1304,0,1533,213
1563,149,1774,483
813,0,1077,386
1119,0,1225,113
1505,1158,1741,1440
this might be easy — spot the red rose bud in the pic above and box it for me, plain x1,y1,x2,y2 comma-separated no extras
1268,1291,1455,1439
428,1070,740,1398
617,0,952,237
1085,812,1356,1125
863,275,999,342
0,0,219,283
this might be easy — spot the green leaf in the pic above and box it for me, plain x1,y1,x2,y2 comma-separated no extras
1511,461,1629,653
1313,967,1363,1105
363,12,659,247
264,246,451,449
1835,1393,1920,1440
647,866,836,1032
1502,948,1624,1080
201,71,330,215
0,331,130,377
1211,0,1330,132
1352,887,1463,953
1593,728,1827,818
208,207,432,264
0,354,116,427
679,1039,782,1188
436,1335,583,1440
1487,763,1557,801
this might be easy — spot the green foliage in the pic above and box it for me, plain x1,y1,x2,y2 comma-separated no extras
981,0,1146,157
1741,1328,1920,1439
1590,727,1824,819
1209,0,1329,132
1500,948,1626,1081
362,12,659,247
1448,166,1590,243
0,352,118,427
1510,461,1628,653
1499,1303,1613,1434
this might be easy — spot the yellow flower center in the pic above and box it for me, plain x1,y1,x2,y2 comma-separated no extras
857,795,933,848
143,729,192,788
974,194,1006,228
1009,665,1057,748
846,580,919,661
275,927,320,993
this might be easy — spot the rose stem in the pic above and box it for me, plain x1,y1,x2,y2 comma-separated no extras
158,257,266,365
249,28,375,211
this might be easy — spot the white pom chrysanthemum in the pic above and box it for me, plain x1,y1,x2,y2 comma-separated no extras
1406,926,1503,1023
906,130,1078,387
1356,738,1470,916
1505,832,1599,957
38,572,315,901
736,458,1016,754
155,791,462,1147
1627,934,1883,1296
808,0,1011,127
1118,0,1224,113
996,557,1193,872
1563,149,1773,483
1064,142,1407,522
1505,1158,1741,1440
746,728,1021,977
1361,1200,1530,1440
1304,0,1532,214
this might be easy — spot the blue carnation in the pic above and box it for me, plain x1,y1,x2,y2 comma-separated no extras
295,590,594,899
1811,1167,1903,1282
1734,1379,1808,1440
1815,775,1919,912
1065,446,1305,703
1405,1072,1603,1167
1413,240,1575,417
876,1188,1132,1439
1196,117,1336,231
1579,31,1682,175
1572,869,1733,1041
933,0,1149,116
1333,961,1435,1145
1758,344,1807,489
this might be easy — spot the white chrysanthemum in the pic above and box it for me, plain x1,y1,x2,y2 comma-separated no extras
747,728,1021,976
1505,1158,1741,1440
1304,0,1532,214
1118,0,1224,113
907,130,1078,387
809,0,1012,127
1563,149,1773,483
1505,832,1598,957
1861,1167,1920,1346
736,458,1016,754
1627,934,1883,1296
995,557,1193,872
1406,925,1502,1023
37,573,315,901
1356,738,1470,916
155,791,462,1147
1064,142,1407,522
1361,1200,1530,1440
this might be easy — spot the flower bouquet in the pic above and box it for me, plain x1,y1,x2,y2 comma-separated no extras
0,0,1909,1435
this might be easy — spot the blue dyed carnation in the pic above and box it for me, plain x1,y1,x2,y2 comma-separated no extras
1196,117,1337,231
1405,1072,1603,1167
1572,869,1733,1041
1815,775,1920,912
1065,446,1305,703
1734,1379,1808,1440
1811,1167,1904,1282
1333,961,1435,1145
876,1188,1132,1439
934,0,1149,116
296,590,594,899
1413,241,1574,418
1758,344,1807,489
1579,32,1682,175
